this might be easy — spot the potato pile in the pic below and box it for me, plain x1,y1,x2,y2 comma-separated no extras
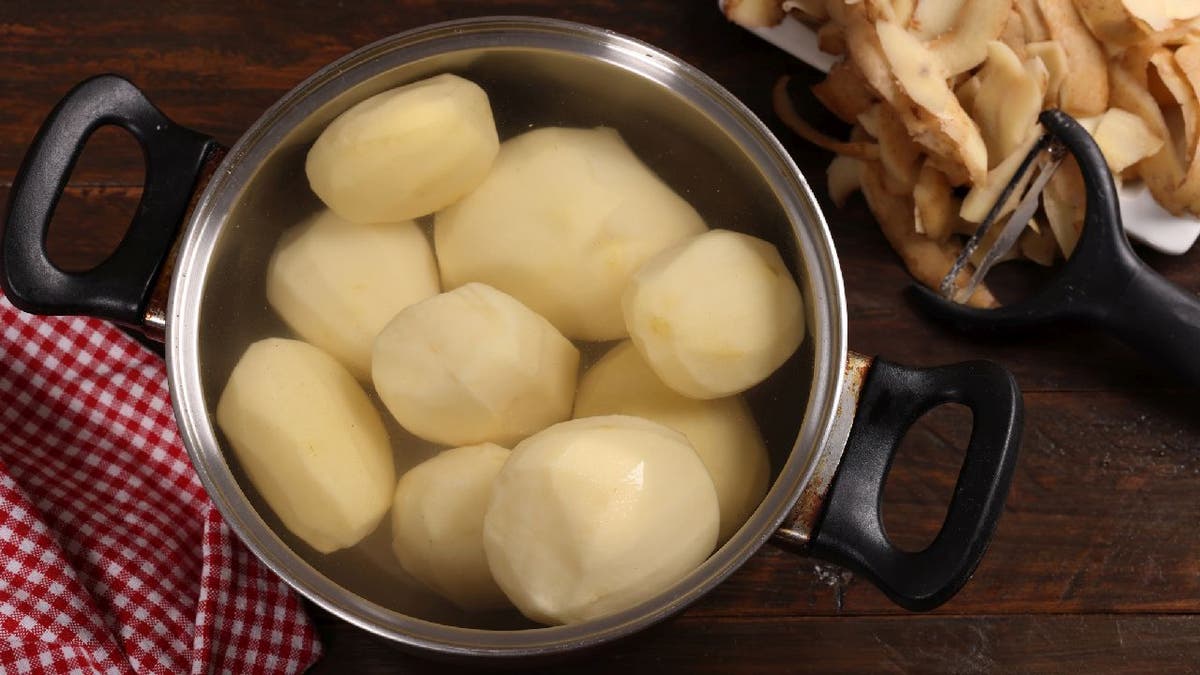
216,73,806,625
726,0,1200,304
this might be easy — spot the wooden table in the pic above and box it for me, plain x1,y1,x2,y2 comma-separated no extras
4,2,1200,671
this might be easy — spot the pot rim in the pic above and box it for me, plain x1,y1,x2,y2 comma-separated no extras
167,15,848,658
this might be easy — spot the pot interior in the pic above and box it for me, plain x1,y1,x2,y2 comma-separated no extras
176,18,843,650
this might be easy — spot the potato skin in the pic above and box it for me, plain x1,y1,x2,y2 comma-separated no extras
216,338,395,554
306,73,499,223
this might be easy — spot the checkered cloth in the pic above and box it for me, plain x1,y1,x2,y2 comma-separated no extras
0,291,322,674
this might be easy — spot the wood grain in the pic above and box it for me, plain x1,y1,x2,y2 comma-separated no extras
5,1,1200,672
302,612,1200,673
0,1,787,184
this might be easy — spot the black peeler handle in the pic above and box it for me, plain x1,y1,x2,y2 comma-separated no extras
1103,249,1200,386
912,110,1200,388
1060,110,1200,386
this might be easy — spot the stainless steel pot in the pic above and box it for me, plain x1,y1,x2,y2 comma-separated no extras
2,17,1022,661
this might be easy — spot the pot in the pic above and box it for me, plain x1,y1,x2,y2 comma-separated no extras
1,17,1022,660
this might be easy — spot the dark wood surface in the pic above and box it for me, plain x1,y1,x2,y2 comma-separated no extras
5,1,1200,671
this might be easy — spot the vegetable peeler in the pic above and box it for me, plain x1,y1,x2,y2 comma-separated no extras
912,109,1200,387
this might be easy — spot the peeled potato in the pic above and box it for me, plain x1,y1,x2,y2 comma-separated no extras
574,342,770,544
216,338,395,554
391,443,511,612
483,416,719,625
266,209,439,380
372,283,579,447
306,73,499,223
435,126,707,341
623,230,805,400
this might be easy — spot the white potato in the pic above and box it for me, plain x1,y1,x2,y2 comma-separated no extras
391,443,511,612
372,283,579,447
574,342,770,544
266,209,439,380
216,338,395,554
306,73,499,223
623,229,805,400
435,126,707,341
483,415,719,625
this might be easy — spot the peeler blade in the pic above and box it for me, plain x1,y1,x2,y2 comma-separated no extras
939,135,1067,303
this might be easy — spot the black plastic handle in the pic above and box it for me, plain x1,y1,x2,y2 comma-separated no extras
809,359,1022,611
911,109,1200,387
2,74,219,326
1106,265,1200,385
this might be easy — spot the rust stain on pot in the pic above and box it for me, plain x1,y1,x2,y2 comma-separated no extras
772,352,873,550
141,145,228,341
844,352,873,387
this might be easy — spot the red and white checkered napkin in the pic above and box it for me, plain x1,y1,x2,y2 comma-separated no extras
0,292,322,674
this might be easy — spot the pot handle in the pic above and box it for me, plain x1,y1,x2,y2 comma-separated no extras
2,74,220,329
808,359,1022,611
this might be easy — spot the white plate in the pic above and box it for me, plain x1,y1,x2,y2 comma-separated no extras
722,3,1200,255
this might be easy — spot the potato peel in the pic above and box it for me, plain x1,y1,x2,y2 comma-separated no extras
1000,11,1030,58
970,41,1048,165
724,0,787,27
1109,61,1190,215
861,102,923,194
1043,157,1086,257
1075,0,1156,46
1025,40,1069,107
773,76,881,160
1020,220,1060,265
876,20,989,183
827,155,864,207
783,0,828,23
817,22,848,55
860,161,997,308
1126,0,1200,32
960,128,1042,223
1015,0,1051,42
1036,0,1110,116
754,0,1200,299
1170,44,1200,211
909,0,966,39
913,161,957,241
927,0,1013,75
812,60,877,123
1092,107,1165,174
843,4,902,104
